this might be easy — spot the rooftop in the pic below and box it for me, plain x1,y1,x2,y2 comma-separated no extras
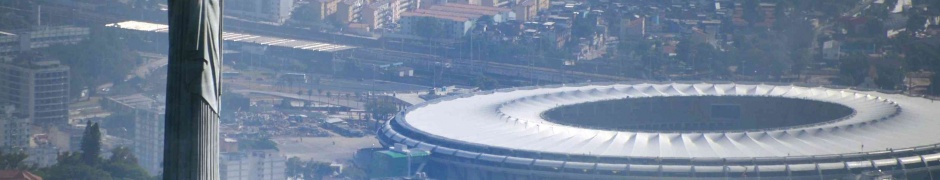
107,94,165,111
106,21,355,52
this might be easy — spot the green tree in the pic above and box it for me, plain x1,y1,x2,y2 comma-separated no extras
472,75,500,90
46,27,140,99
414,18,446,57
906,13,926,36
743,0,764,26
366,101,398,120
41,164,113,180
285,157,338,180
102,147,150,180
80,122,102,166
340,165,368,179
0,150,28,169
286,157,304,178
836,53,871,86
305,161,335,180
415,18,445,40
103,112,135,139
928,72,940,96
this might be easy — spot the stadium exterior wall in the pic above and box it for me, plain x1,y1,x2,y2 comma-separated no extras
376,82,940,179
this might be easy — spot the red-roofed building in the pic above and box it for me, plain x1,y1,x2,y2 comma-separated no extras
0,170,42,180
400,3,513,38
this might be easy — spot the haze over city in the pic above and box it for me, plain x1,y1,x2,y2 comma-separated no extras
0,0,939,179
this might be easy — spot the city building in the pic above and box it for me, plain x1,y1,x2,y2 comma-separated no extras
400,10,477,39
104,94,165,176
44,123,83,152
23,136,59,168
823,40,842,60
446,0,481,6
0,106,28,149
368,146,429,178
0,26,89,55
0,53,70,126
363,0,392,30
534,0,549,12
480,0,510,8
513,0,537,21
219,150,287,180
311,0,341,21
390,0,420,23
221,138,238,153
226,0,295,24
336,0,366,24
435,3,513,23
379,82,940,179
399,3,512,38
619,17,646,40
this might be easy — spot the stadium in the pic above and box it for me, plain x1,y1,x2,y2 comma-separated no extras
377,82,940,179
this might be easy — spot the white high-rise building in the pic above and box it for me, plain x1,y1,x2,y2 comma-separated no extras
220,150,287,180
226,0,295,24
0,105,29,149
0,53,69,126
104,94,165,176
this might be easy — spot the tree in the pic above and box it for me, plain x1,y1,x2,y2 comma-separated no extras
415,18,445,40
836,53,871,86
742,0,764,26
103,112,135,139
885,0,899,11
45,27,140,99
38,146,153,180
472,75,500,90
906,13,926,36
572,12,598,39
238,137,278,150
415,18,447,57
366,101,398,120
340,165,368,179
41,164,113,180
102,147,150,180
107,146,138,165
80,122,102,166
286,157,303,178
0,150,28,169
928,72,940,96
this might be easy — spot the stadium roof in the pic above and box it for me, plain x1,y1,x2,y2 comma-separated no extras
393,82,940,159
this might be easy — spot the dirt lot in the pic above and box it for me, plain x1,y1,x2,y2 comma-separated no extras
274,136,379,162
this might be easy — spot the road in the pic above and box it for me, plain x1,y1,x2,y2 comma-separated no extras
128,52,168,80
274,136,379,162
353,48,633,83
233,89,366,109
34,2,638,84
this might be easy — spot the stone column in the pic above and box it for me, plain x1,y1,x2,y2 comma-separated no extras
164,0,223,179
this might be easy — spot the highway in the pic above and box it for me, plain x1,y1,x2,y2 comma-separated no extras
22,3,633,84
348,48,632,83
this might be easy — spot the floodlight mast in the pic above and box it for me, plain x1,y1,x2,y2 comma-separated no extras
164,0,223,179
